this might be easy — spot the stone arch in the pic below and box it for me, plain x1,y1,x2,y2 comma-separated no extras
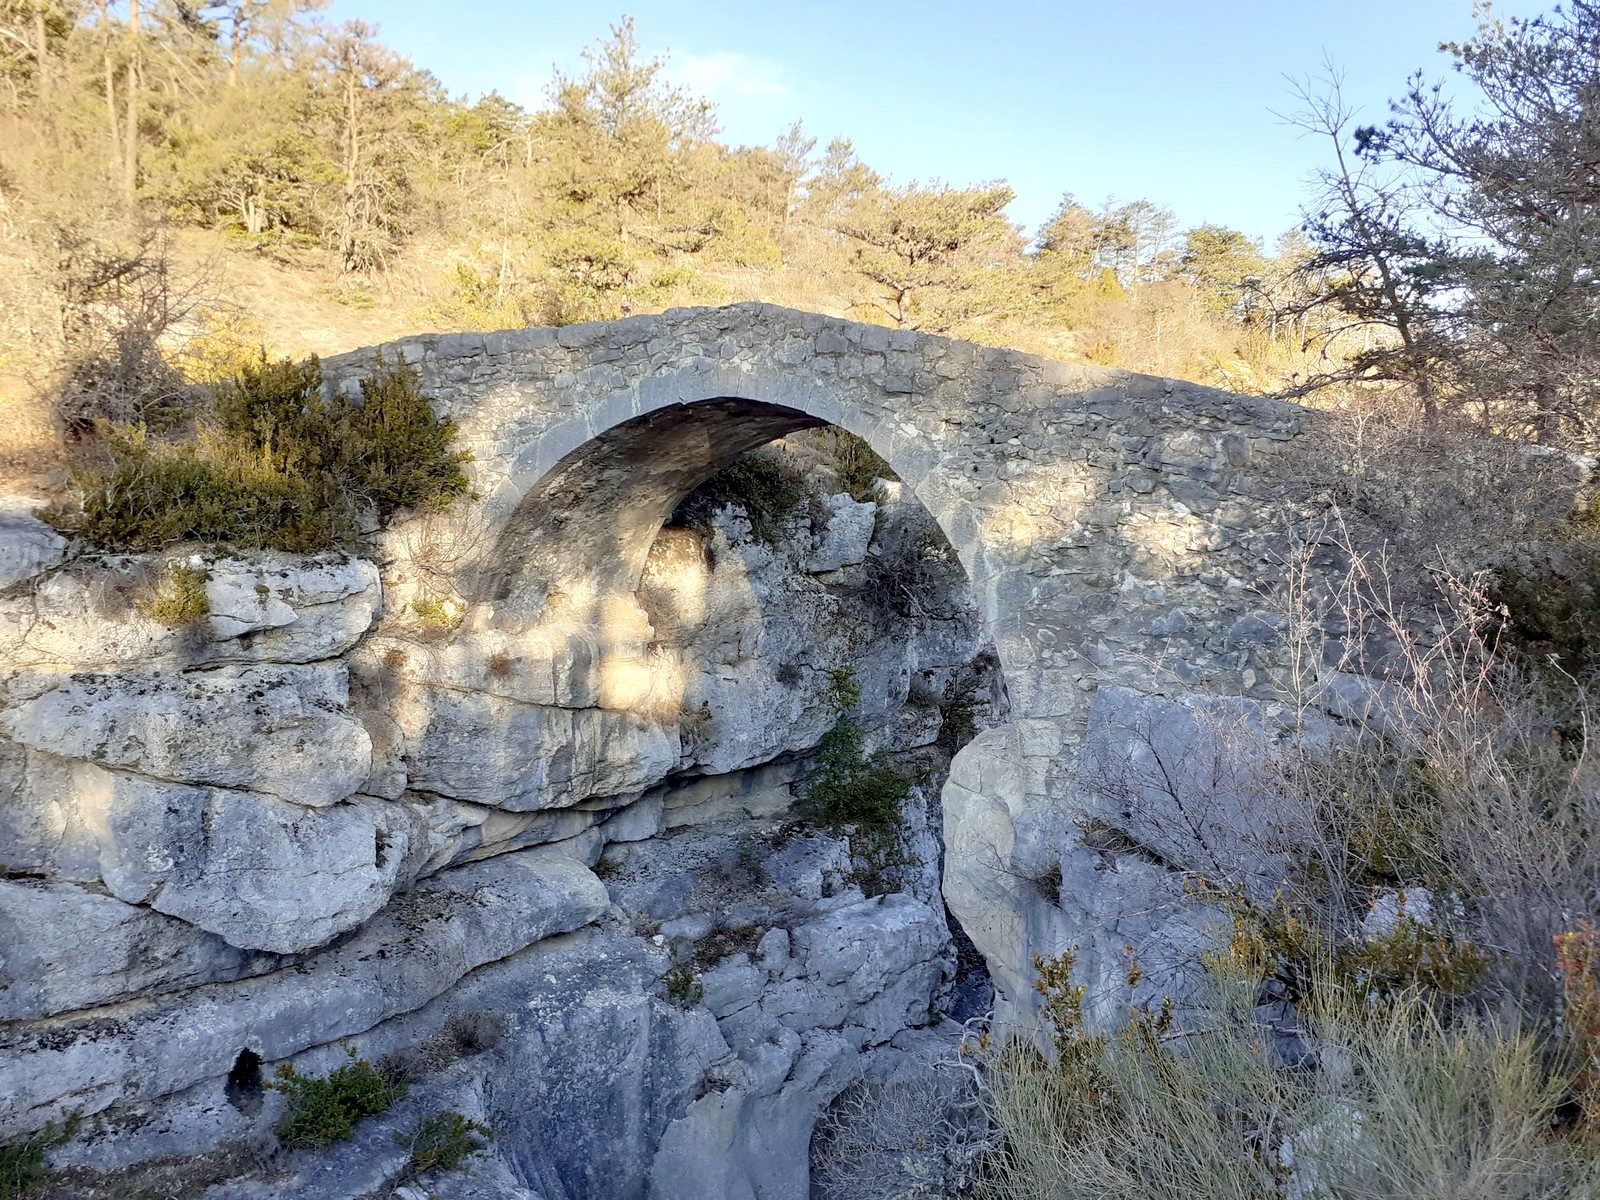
322,303,1316,1030
473,376,992,643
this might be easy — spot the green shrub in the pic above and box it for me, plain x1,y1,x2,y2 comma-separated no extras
820,427,896,502
675,449,813,545
211,354,327,472
395,1110,491,1179
70,431,344,552
330,353,472,516
804,668,911,839
270,1052,408,1151
138,561,210,626
60,353,470,553
215,352,471,520
0,1116,77,1199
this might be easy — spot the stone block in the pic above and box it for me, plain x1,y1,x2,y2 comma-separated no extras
84,765,414,953
1,663,372,807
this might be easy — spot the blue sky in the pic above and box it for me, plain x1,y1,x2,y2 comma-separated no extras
327,0,1540,245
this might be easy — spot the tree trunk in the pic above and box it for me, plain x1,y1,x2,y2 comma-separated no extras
32,4,48,99
228,3,245,87
340,68,360,270
101,1,120,173
122,0,140,203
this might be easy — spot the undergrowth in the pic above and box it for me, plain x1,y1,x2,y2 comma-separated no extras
978,527,1600,1198
0,1116,78,1199
980,951,1592,1200
56,353,470,552
270,1050,408,1151
663,961,705,1007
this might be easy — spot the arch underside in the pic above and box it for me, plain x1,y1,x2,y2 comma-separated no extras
485,398,827,614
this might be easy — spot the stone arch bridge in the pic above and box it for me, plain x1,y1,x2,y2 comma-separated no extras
322,301,1312,1022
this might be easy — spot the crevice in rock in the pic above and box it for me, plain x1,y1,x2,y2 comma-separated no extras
224,1049,263,1115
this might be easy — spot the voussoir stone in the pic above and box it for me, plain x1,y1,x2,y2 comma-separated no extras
0,662,372,806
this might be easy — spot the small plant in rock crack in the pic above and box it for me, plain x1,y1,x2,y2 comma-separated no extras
662,962,704,1008
137,561,210,626
804,667,911,839
270,1049,409,1150
395,1110,493,1179
0,1114,78,1199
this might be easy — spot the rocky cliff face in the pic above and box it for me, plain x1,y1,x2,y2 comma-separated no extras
0,465,1000,1198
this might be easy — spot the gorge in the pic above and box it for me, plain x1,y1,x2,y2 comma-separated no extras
0,303,1422,1198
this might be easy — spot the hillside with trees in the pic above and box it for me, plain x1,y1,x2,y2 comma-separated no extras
5,5,1600,479
3,5,1600,1198
0,4,1353,484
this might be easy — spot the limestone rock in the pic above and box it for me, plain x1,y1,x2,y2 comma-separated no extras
1078,684,1276,882
0,554,380,673
0,880,271,1020
648,1029,862,1200
804,493,876,573
1,663,372,807
393,682,678,810
941,727,1032,1024
766,894,951,1044
362,621,604,710
0,504,66,590
410,793,615,873
204,556,380,660
83,766,413,953
0,741,101,882
0,562,177,670
0,851,609,1132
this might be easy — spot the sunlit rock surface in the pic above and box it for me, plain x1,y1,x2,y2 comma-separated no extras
0,304,1415,1199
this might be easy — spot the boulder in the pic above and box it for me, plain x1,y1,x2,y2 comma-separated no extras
1,663,372,807
0,880,272,1020
83,766,413,953
0,563,177,669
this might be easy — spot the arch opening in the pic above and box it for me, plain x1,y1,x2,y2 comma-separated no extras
486,398,824,613
472,396,1009,777
454,395,1010,1197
